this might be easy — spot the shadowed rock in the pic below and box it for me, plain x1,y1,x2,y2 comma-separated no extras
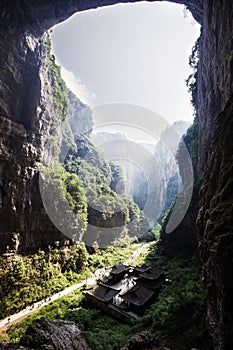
120,332,170,350
19,318,89,350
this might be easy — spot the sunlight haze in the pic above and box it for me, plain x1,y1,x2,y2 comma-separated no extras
51,2,200,135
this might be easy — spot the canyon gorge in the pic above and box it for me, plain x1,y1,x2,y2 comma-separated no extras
0,0,232,349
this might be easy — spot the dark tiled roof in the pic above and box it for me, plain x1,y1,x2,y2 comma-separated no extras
84,263,165,313
111,263,129,275
140,265,164,280
121,284,155,306
139,278,164,290
133,266,145,274
101,277,110,284
86,283,118,302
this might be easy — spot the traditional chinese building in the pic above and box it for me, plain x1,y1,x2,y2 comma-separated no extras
84,263,165,320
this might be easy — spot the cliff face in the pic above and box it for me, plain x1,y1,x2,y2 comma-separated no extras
196,0,233,177
1,317,89,350
196,1,233,348
0,1,203,255
197,98,233,349
91,122,189,223
0,32,66,253
0,0,232,348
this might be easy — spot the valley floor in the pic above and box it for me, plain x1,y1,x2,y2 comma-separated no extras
0,241,213,350
0,243,150,334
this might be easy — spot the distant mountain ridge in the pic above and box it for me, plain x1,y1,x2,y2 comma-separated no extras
91,121,191,223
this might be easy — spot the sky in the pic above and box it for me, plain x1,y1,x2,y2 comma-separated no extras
51,2,200,141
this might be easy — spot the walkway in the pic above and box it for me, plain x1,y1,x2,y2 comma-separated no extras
0,275,97,330
124,243,150,264
0,243,150,331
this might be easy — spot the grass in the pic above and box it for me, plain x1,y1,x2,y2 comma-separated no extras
45,37,69,122
127,243,152,267
88,242,144,271
0,241,144,319
1,242,213,350
4,289,135,349
0,243,89,318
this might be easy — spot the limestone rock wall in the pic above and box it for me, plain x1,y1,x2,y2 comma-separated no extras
197,97,233,349
196,1,233,348
0,0,233,348
0,29,65,253
196,0,233,177
0,0,203,254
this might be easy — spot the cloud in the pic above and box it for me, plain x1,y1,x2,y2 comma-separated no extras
61,67,96,105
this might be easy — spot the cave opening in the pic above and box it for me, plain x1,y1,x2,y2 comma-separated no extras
51,2,200,127
46,2,200,238
1,1,233,349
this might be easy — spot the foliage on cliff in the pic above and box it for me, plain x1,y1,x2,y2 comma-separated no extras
63,135,143,246
157,93,199,257
157,173,180,224
177,117,198,181
186,38,199,109
45,37,69,121
41,45,144,248
66,89,93,137
109,162,125,194
41,162,88,240
158,44,200,256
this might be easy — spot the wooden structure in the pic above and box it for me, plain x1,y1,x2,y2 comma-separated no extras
84,282,118,308
120,284,156,315
110,263,130,282
83,263,165,320
137,265,164,288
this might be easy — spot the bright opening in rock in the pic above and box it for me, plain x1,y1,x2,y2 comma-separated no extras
45,2,200,241
51,2,200,130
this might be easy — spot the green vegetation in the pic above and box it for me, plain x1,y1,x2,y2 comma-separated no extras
226,50,233,61
109,161,125,194
0,240,144,320
4,290,85,343
44,37,69,121
2,244,212,350
42,133,143,248
41,162,88,239
3,289,136,350
175,113,198,186
0,33,211,350
88,242,144,272
63,135,143,246
159,104,199,242
158,199,176,244
186,38,199,109
127,244,152,267
42,36,144,248
139,244,212,349
0,242,89,319
158,173,180,224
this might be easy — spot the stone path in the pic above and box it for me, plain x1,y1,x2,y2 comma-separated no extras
0,276,97,330
0,243,150,332
124,243,150,265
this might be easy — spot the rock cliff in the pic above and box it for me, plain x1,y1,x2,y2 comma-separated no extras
0,0,232,348
0,318,89,350
197,97,233,350
120,332,170,350
0,35,66,253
